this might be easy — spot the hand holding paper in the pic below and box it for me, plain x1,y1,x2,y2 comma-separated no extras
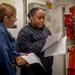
21,53,45,69
42,32,63,52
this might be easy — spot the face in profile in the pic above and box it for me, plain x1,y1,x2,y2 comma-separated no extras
0,3,17,28
30,9,45,28
4,14,17,28
8,14,17,28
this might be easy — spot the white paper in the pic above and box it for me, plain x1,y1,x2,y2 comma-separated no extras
21,53,45,70
44,36,67,57
21,53,40,64
42,32,63,52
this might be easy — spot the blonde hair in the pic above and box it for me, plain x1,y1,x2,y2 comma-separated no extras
0,3,16,22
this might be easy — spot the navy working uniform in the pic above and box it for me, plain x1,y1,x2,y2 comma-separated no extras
0,23,20,75
17,22,53,75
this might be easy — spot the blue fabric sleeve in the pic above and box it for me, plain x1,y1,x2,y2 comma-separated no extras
0,32,16,75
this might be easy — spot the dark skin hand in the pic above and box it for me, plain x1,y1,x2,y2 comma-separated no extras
20,53,30,67
20,53,28,56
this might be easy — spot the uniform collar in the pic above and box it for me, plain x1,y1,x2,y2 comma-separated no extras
0,23,7,29
29,22,45,30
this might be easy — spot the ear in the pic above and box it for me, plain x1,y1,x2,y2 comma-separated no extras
4,16,8,21
30,16,33,21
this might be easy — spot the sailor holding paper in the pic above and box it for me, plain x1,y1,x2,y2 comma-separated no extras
17,7,53,75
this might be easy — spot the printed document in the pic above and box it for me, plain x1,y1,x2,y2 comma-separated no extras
42,32,63,52
44,36,67,57
21,53,45,70
21,53,41,64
